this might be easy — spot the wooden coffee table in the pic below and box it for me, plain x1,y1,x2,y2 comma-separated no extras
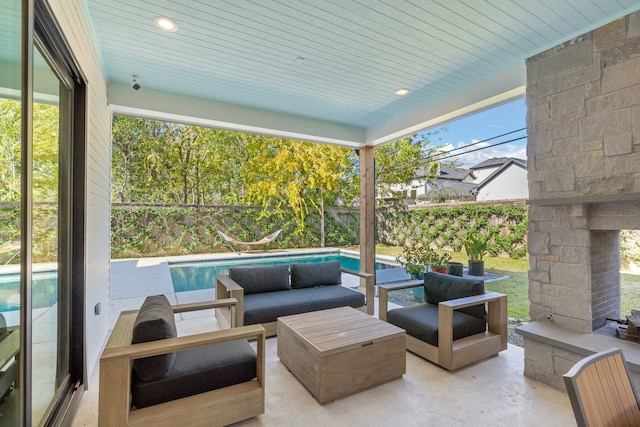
277,306,406,404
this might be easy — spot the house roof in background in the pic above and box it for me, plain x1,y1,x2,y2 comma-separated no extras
471,157,528,170
75,0,640,146
438,165,475,181
434,180,477,194
415,164,474,181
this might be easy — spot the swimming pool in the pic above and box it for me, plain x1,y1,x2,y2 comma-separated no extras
169,253,395,293
0,271,58,312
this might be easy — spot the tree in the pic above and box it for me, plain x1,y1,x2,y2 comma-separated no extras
0,99,21,201
0,99,60,202
109,116,449,241
111,115,249,205
243,137,356,244
111,115,153,202
374,130,447,202
33,103,60,202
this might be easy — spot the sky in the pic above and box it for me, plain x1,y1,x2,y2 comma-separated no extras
423,98,527,168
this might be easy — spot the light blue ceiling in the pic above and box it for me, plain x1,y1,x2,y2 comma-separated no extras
81,0,640,146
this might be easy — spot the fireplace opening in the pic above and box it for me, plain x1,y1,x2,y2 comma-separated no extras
594,230,640,341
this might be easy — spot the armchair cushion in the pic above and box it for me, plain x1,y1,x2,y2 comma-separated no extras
424,272,486,318
229,265,290,295
131,295,177,382
131,339,257,408
290,261,342,288
387,303,487,346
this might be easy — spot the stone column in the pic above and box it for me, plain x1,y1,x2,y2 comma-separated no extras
524,12,640,390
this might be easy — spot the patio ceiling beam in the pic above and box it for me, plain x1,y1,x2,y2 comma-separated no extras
108,83,365,148
108,63,525,150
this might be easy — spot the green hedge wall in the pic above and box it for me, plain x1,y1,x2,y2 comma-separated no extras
110,204,359,258
0,202,528,262
377,202,528,259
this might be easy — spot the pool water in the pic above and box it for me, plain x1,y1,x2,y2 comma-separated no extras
169,253,393,293
0,271,58,312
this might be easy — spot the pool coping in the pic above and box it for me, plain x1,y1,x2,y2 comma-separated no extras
111,247,401,266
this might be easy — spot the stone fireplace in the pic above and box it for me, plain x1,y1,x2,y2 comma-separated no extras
518,11,640,391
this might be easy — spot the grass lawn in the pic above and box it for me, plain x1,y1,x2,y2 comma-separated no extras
347,244,640,322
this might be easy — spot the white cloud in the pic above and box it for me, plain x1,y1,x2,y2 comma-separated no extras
440,143,456,152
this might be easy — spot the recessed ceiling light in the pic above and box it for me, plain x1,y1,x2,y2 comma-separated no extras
395,88,410,96
154,16,178,32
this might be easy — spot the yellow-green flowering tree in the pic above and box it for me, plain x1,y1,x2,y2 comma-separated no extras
243,137,356,244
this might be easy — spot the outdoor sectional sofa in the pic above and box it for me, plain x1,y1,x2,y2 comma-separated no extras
215,262,374,336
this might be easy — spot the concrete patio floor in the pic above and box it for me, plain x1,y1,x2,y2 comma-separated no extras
70,255,576,426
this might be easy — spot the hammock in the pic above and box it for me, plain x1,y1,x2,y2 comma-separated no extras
0,241,20,265
217,229,281,253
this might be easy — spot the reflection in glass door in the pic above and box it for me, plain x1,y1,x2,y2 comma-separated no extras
31,45,71,425
0,0,22,424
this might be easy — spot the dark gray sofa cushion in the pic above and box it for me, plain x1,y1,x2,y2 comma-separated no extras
387,303,486,346
243,286,364,325
131,339,257,408
229,265,290,295
424,272,486,318
290,261,342,288
131,295,177,382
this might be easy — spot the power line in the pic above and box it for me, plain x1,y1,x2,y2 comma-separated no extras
430,135,528,162
439,127,526,156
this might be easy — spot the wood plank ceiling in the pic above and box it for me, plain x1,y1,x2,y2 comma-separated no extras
76,1,640,144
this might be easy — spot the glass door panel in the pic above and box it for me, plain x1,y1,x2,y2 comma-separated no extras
0,3,80,425
0,0,22,424
31,45,70,426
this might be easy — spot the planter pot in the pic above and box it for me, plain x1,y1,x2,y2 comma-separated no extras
409,272,424,281
467,260,484,277
431,265,448,274
447,262,464,277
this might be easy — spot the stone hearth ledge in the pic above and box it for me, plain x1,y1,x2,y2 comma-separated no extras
517,321,640,372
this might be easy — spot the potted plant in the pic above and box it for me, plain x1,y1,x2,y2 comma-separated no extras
463,234,488,276
397,245,450,302
429,251,451,274
396,245,453,277
395,245,429,280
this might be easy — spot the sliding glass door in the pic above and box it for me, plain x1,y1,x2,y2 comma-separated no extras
0,1,85,425
0,0,23,424
30,44,71,426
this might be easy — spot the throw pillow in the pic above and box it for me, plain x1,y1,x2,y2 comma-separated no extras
132,294,177,382
290,261,342,288
228,264,290,295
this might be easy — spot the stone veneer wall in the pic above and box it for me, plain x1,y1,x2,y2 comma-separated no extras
525,11,640,390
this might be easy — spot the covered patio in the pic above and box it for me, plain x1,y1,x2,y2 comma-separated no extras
69,256,574,426
7,0,640,425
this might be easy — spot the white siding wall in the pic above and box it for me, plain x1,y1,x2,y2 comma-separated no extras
471,166,498,183
476,166,528,201
49,0,112,376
